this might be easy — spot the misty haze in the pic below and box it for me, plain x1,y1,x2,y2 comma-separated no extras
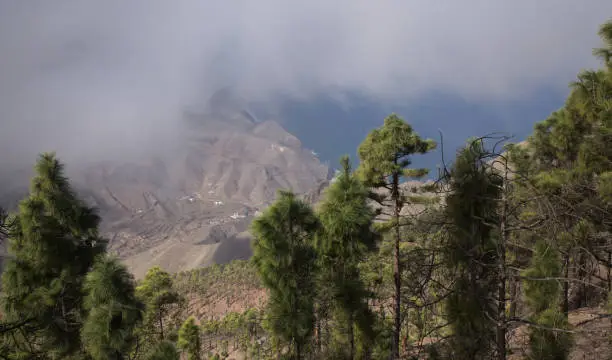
0,2,611,360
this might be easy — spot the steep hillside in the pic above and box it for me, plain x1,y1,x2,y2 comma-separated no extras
0,91,331,278
172,261,611,360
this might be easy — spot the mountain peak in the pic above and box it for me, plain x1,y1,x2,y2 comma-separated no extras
251,120,301,148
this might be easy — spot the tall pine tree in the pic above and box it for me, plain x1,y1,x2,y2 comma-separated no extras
177,316,202,360
1,153,106,358
81,255,144,360
357,114,436,359
251,190,319,360
316,156,378,359
522,241,572,360
135,266,183,351
444,140,502,359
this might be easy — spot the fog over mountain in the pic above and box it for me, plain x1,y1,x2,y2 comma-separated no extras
1,3,611,275
0,88,332,277
1,4,611,358
1,1,611,166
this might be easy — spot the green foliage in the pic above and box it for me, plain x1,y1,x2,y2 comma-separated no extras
1,153,106,358
136,266,184,342
177,316,201,360
316,156,378,357
503,19,612,359
593,19,612,67
512,17,612,321
317,156,378,259
199,308,264,359
444,140,502,360
145,340,179,360
357,113,436,188
597,171,612,202
2,18,612,360
528,309,572,360
172,260,262,307
357,113,436,359
368,312,393,360
523,242,572,360
251,190,319,358
82,255,144,360
522,242,562,312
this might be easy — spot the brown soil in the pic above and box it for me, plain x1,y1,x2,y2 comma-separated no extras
508,307,611,360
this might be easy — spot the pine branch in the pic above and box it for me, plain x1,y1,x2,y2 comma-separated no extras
0,318,34,334
515,275,608,291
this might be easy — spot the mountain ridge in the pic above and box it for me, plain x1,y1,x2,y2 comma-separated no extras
0,92,331,278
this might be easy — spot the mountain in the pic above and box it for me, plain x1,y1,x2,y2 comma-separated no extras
0,89,331,278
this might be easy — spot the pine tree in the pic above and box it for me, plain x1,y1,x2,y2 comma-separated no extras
81,255,144,360
444,140,502,359
1,153,106,358
136,266,184,351
178,316,202,360
522,241,572,360
608,291,612,360
145,340,180,360
517,19,612,314
316,156,377,359
356,113,436,359
251,190,319,360
593,19,612,69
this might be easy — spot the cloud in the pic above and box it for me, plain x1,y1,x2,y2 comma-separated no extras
0,0,610,163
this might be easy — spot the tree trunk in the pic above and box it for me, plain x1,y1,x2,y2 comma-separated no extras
315,309,321,356
349,311,355,360
496,269,507,360
158,309,165,340
608,251,612,292
575,252,587,308
562,253,570,317
402,333,409,356
296,341,302,360
391,172,401,360
508,276,518,319
496,167,509,360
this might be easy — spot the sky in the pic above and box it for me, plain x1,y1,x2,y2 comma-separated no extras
0,0,611,166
